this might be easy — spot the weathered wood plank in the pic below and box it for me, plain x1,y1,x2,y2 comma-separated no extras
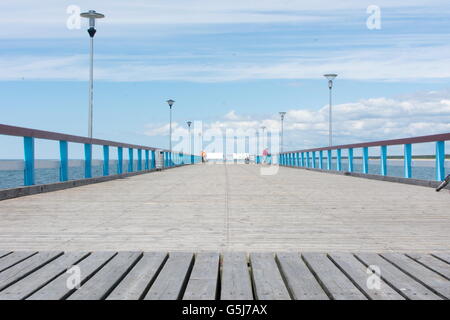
432,253,450,265
329,253,404,300
407,253,450,280
276,252,329,300
380,253,450,299
221,252,253,300
144,252,193,300
68,252,141,300
250,252,290,300
0,252,36,273
183,252,220,300
0,252,11,259
0,251,62,291
107,252,167,300
356,253,441,300
302,253,366,300
27,251,116,300
0,252,88,300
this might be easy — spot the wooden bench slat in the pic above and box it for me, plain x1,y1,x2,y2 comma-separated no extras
0,252,36,273
250,252,291,300
381,253,450,299
356,253,441,300
302,253,366,300
27,251,116,300
407,254,450,280
68,252,141,300
329,253,404,300
0,252,62,292
144,252,193,300
221,252,253,300
107,252,167,300
0,252,88,300
183,252,220,300
276,252,329,300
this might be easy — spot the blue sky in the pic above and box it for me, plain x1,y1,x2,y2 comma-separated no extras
1,0,450,157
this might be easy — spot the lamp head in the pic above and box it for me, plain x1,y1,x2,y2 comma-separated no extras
187,121,192,127
324,74,337,81
166,99,175,108
279,111,286,120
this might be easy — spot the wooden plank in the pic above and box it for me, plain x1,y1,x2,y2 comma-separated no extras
380,253,450,299
0,251,62,292
356,253,441,300
144,252,193,300
302,253,366,300
0,252,36,273
27,251,116,300
407,253,450,280
68,251,141,300
329,253,404,300
432,253,450,265
0,252,11,259
276,252,329,300
221,252,253,300
107,252,167,300
183,252,220,300
250,252,290,300
0,252,88,300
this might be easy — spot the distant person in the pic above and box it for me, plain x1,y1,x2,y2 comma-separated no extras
262,148,269,164
201,151,206,163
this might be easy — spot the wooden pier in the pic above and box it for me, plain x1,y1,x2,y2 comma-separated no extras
0,250,448,300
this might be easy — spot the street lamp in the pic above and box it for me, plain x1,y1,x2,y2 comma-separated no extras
324,74,337,146
80,10,105,138
261,126,266,150
166,99,175,154
279,112,286,152
187,121,192,163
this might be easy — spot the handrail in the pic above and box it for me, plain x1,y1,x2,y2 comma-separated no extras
278,132,449,181
0,123,201,187
280,132,450,154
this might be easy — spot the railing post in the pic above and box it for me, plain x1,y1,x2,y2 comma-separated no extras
380,145,387,176
128,148,134,172
103,145,109,176
23,137,35,186
348,148,354,172
296,153,300,167
59,140,68,182
312,151,316,168
306,152,310,167
436,141,445,181
362,147,369,174
319,150,323,169
327,150,332,170
137,149,142,171
336,149,342,171
84,143,92,178
404,143,412,178
145,150,149,170
117,147,123,174
301,152,305,167
151,150,156,169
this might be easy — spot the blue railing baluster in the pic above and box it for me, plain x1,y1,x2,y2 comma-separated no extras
145,150,149,170
59,140,68,182
23,137,35,186
404,143,412,178
336,149,342,171
137,149,142,171
319,150,323,169
118,147,123,174
103,145,109,176
128,148,134,172
84,143,92,178
312,151,316,168
436,141,445,181
362,147,369,174
296,152,300,166
348,148,354,172
381,145,387,176
151,150,156,169
301,152,305,167
327,150,332,170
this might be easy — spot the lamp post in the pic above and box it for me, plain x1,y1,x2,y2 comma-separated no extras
261,126,266,150
279,112,286,152
166,99,175,165
324,74,337,146
80,10,105,138
187,121,192,163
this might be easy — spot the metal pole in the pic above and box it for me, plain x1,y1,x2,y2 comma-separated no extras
329,84,332,147
280,118,284,152
88,37,94,138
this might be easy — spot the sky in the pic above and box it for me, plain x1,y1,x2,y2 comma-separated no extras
1,0,450,158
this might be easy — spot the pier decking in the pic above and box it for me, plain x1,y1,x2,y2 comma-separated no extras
0,250,448,300
0,164,449,252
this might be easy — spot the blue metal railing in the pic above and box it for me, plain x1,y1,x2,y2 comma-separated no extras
0,124,201,187
279,133,449,181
